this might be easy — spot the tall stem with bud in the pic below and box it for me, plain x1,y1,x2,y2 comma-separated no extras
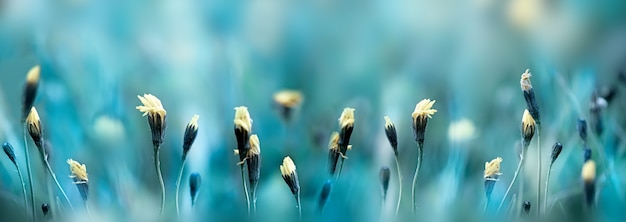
410,99,437,214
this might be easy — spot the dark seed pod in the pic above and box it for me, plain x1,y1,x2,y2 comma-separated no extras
2,142,17,166
550,142,563,165
577,119,588,142
522,201,531,214
318,180,332,212
189,172,202,206
41,203,49,216
379,166,391,200
234,107,252,163
583,147,592,162
338,108,355,157
384,116,398,156
182,115,199,160
22,66,40,121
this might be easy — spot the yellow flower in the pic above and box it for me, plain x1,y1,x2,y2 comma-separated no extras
521,109,536,138
338,108,355,129
26,107,42,135
280,156,297,177
520,69,533,91
273,90,303,108
412,99,437,120
67,159,88,183
136,94,167,117
581,160,596,182
484,157,503,180
234,106,253,132
249,134,261,155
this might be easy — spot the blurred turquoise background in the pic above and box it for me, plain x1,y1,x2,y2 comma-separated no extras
1,0,625,221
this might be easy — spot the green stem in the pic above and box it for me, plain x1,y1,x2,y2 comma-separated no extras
15,162,28,219
23,126,36,221
537,128,542,216
175,159,187,217
240,166,250,216
411,144,423,213
393,155,402,217
296,193,302,220
154,147,165,216
544,163,552,213
497,155,525,213
43,159,75,212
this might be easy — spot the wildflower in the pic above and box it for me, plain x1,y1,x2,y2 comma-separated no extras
136,94,167,147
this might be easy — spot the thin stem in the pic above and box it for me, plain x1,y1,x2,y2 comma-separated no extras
497,155,525,213
23,126,36,221
544,163,553,213
536,128,542,216
240,166,250,216
15,163,28,219
84,201,93,219
43,159,75,212
482,197,490,215
380,198,386,220
153,147,165,216
393,155,402,217
296,193,302,220
411,144,423,214
506,194,517,217
175,159,187,217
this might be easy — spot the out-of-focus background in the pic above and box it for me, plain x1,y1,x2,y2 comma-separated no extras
1,0,625,221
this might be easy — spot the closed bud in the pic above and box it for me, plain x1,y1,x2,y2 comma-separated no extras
379,166,391,200
577,119,588,142
384,116,398,155
22,65,40,121
182,115,199,160
318,180,332,212
2,142,17,166
189,172,201,206
550,142,563,165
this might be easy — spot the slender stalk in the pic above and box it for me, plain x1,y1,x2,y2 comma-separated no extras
175,159,187,216
380,198,386,220
497,155,525,213
544,163,553,213
43,159,74,212
393,155,402,216
153,147,165,215
16,164,28,218
296,194,302,219
506,194,517,217
411,144,423,213
240,166,250,216
84,201,93,219
536,128,541,216
482,197,490,215
23,126,36,221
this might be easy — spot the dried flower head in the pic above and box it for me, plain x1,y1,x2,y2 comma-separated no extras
520,69,541,124
274,90,303,109
22,65,41,120
280,156,300,195
328,132,341,175
412,99,437,119
234,106,253,132
182,115,200,159
412,99,437,145
67,159,88,183
484,157,503,180
26,107,44,150
136,94,167,147
234,106,252,163
338,108,355,129
521,109,536,146
520,69,532,91
338,108,355,158
384,116,398,155
67,159,89,201
2,142,17,166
